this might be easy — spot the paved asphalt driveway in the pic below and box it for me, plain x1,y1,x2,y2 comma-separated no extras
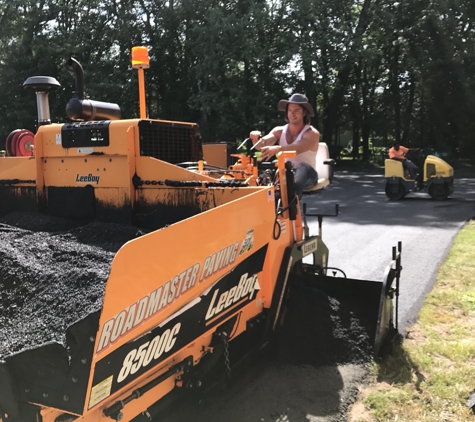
302,165,475,331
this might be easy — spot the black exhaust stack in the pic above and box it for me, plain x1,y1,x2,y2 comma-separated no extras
68,57,86,100
66,57,121,121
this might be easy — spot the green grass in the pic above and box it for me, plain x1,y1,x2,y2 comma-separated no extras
353,220,475,422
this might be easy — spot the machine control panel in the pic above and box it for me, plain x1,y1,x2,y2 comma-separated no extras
61,121,110,148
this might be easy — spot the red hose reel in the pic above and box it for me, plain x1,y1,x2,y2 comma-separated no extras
5,129,35,157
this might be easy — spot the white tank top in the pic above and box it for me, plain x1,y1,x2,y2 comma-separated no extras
279,124,317,168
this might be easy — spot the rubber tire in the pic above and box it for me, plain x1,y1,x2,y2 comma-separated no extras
385,181,406,200
428,182,449,200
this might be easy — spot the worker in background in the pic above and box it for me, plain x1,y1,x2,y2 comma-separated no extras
388,142,419,179
0,150,6,157
250,93,320,198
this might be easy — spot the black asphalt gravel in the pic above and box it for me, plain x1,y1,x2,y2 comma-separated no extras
0,212,144,358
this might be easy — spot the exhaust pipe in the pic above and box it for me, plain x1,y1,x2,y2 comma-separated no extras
23,76,61,126
66,57,121,121
67,57,86,99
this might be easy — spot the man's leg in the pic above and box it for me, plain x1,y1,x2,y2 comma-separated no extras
294,162,318,198
406,160,418,179
402,160,414,179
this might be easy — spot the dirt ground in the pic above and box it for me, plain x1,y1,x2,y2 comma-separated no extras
0,212,374,421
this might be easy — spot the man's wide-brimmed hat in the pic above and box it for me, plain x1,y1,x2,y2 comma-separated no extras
278,93,314,117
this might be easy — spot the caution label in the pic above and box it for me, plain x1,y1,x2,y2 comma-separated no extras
88,375,113,408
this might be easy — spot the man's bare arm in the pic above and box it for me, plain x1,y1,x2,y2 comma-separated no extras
250,126,284,149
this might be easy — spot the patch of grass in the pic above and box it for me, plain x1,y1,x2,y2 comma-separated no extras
354,220,475,422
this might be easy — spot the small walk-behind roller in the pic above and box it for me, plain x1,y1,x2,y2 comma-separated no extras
384,150,454,200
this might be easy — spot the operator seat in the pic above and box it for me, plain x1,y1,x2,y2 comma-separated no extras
303,142,335,193
385,159,411,179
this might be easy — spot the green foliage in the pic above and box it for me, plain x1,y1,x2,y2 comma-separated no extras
0,0,474,153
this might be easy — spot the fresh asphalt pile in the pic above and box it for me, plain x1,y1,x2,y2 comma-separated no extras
0,212,144,359
276,281,372,365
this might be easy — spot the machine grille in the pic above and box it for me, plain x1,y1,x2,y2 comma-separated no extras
138,120,203,164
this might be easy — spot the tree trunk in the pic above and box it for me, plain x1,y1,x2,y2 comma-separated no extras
390,44,401,143
361,66,373,161
401,73,415,145
303,57,318,129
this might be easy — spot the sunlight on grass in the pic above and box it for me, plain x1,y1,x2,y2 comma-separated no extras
356,220,475,422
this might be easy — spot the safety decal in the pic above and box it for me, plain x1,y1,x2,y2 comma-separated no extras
238,229,254,256
88,375,113,409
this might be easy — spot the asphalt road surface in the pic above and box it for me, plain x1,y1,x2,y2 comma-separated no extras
303,165,475,331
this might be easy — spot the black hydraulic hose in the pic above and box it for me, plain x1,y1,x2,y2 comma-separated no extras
273,195,297,240
317,267,347,278
285,162,297,220
273,218,281,240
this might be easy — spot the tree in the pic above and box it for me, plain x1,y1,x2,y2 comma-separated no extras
1,0,475,158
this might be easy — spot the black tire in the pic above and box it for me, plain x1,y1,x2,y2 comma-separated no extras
385,181,405,200
428,182,449,200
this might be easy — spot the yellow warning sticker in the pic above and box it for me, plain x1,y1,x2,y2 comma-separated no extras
88,375,113,409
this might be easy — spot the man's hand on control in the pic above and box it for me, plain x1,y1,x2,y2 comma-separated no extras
260,145,281,161
250,130,261,145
